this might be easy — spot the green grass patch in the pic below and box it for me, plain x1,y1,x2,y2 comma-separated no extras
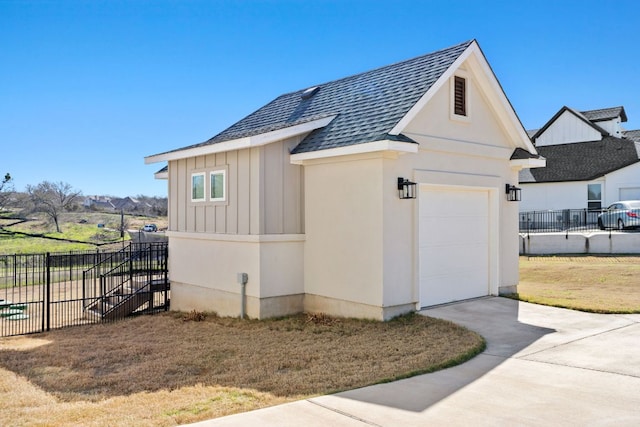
0,231,95,254
0,212,166,255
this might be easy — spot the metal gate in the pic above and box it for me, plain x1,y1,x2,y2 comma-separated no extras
0,243,168,337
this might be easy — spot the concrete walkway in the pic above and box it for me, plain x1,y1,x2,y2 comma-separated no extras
187,297,640,426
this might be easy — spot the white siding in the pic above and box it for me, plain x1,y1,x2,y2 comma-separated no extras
519,181,596,211
536,110,602,146
604,163,640,204
596,118,623,138
521,162,640,211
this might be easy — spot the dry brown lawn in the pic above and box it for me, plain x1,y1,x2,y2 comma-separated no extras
0,311,484,426
518,256,640,313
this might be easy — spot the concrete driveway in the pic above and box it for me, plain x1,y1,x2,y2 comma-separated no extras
187,297,640,426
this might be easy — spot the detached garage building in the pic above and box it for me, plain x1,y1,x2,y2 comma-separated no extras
145,40,544,320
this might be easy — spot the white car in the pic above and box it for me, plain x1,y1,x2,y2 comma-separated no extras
597,201,640,230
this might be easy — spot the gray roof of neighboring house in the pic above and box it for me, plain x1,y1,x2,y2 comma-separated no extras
581,106,627,123
519,136,640,183
531,106,609,141
163,40,474,156
623,129,640,142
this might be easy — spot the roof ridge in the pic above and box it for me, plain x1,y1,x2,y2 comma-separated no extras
277,40,475,98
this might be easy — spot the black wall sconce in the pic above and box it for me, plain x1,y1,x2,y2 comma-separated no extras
398,177,417,199
505,184,521,202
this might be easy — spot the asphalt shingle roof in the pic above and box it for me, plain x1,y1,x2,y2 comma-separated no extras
167,40,473,156
581,106,627,123
623,129,640,143
519,136,640,183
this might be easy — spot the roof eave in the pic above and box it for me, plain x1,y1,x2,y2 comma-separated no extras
510,157,546,170
289,140,418,165
390,40,538,156
145,115,337,164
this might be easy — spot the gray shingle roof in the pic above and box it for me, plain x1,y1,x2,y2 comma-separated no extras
169,41,473,156
623,129,640,143
581,106,627,123
519,136,640,183
510,147,541,160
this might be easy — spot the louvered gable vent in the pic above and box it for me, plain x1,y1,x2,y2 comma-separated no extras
454,76,466,116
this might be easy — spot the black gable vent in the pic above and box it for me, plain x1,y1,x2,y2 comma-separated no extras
301,86,320,100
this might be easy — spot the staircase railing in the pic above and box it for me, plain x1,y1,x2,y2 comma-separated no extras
83,242,168,319
82,244,131,310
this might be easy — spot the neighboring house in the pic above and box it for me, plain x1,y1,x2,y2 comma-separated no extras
112,196,152,212
519,106,640,211
83,196,116,210
145,40,544,320
84,195,154,213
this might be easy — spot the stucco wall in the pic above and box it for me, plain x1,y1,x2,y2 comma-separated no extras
168,231,305,317
303,154,385,311
520,232,640,255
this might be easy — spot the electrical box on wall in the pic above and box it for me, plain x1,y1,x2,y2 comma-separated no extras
237,273,248,285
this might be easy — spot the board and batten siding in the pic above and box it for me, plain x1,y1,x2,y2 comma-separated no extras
168,137,304,235
535,110,602,147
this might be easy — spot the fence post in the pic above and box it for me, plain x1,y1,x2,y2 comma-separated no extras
163,243,168,311
128,243,133,286
45,252,51,332
100,274,105,323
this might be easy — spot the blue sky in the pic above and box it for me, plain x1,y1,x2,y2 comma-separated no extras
2,0,639,197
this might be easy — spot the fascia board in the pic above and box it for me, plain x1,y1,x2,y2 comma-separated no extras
389,43,475,136
466,48,538,155
510,157,547,169
289,140,418,164
391,41,538,157
145,115,336,164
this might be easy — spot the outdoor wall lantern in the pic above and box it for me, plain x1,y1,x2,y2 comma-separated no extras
398,177,417,199
505,184,521,202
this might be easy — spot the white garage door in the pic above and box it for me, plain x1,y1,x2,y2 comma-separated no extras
619,188,640,201
419,187,490,307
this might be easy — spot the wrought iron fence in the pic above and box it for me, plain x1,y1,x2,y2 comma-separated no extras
519,208,639,234
0,242,168,337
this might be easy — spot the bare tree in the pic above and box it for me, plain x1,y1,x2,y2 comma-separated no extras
0,173,13,211
26,181,82,233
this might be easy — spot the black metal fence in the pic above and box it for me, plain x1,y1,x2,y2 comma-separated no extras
519,209,639,234
0,242,168,337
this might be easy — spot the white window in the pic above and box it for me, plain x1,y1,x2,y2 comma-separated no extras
210,170,226,202
191,172,205,202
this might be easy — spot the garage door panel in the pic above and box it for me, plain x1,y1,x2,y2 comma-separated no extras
620,188,640,200
419,217,488,244
419,187,490,307
420,244,487,278
423,271,488,304
420,190,485,217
